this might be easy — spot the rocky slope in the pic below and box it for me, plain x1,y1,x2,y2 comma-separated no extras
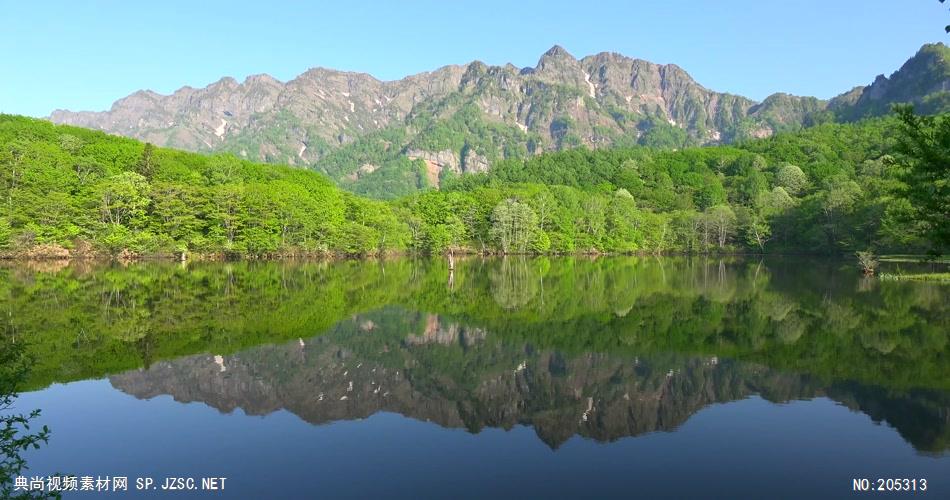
830,43,950,120
49,44,950,195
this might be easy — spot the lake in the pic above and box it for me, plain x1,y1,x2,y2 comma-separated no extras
3,257,949,498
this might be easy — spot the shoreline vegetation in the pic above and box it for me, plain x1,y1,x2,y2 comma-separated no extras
879,272,950,282
0,242,946,264
0,109,946,265
4,250,947,289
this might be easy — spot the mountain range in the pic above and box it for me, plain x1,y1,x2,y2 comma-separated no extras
48,43,950,196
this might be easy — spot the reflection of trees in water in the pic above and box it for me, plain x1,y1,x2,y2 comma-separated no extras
691,257,738,303
2,256,948,400
606,262,639,317
490,257,538,310
775,312,807,344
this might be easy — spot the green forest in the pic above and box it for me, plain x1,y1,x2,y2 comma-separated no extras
0,108,946,259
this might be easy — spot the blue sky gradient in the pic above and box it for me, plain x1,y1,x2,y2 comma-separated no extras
1,0,946,117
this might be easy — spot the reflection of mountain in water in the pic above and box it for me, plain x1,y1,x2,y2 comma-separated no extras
10,257,948,395
110,309,950,453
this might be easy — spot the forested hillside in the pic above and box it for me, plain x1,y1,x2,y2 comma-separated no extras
0,111,944,258
0,115,408,257
440,116,929,254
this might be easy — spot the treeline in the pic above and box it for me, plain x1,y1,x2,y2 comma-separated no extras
0,111,944,258
440,115,940,255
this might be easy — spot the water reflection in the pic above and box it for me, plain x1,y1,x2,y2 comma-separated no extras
2,256,948,454
106,309,950,453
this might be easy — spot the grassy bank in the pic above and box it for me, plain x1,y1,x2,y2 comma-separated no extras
879,254,950,264
879,272,950,282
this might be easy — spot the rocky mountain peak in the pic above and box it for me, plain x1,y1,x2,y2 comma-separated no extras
833,42,950,120
46,43,950,196
532,44,587,89
243,73,282,86
208,77,239,91
536,44,579,68
542,44,573,59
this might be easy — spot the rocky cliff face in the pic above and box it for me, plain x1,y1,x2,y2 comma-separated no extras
405,148,490,187
50,64,468,166
48,48,801,168
830,43,950,119
49,44,950,191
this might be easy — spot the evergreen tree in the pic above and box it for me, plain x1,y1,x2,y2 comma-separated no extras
895,105,950,253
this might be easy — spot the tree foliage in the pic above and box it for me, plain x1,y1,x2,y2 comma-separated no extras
489,199,539,253
0,116,408,257
0,112,945,258
894,105,950,253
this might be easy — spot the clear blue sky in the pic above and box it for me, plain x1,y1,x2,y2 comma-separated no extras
1,0,946,117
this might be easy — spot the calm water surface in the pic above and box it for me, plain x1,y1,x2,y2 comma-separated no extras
3,257,949,499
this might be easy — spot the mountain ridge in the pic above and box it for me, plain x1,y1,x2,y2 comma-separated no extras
48,43,950,196
46,45,787,150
